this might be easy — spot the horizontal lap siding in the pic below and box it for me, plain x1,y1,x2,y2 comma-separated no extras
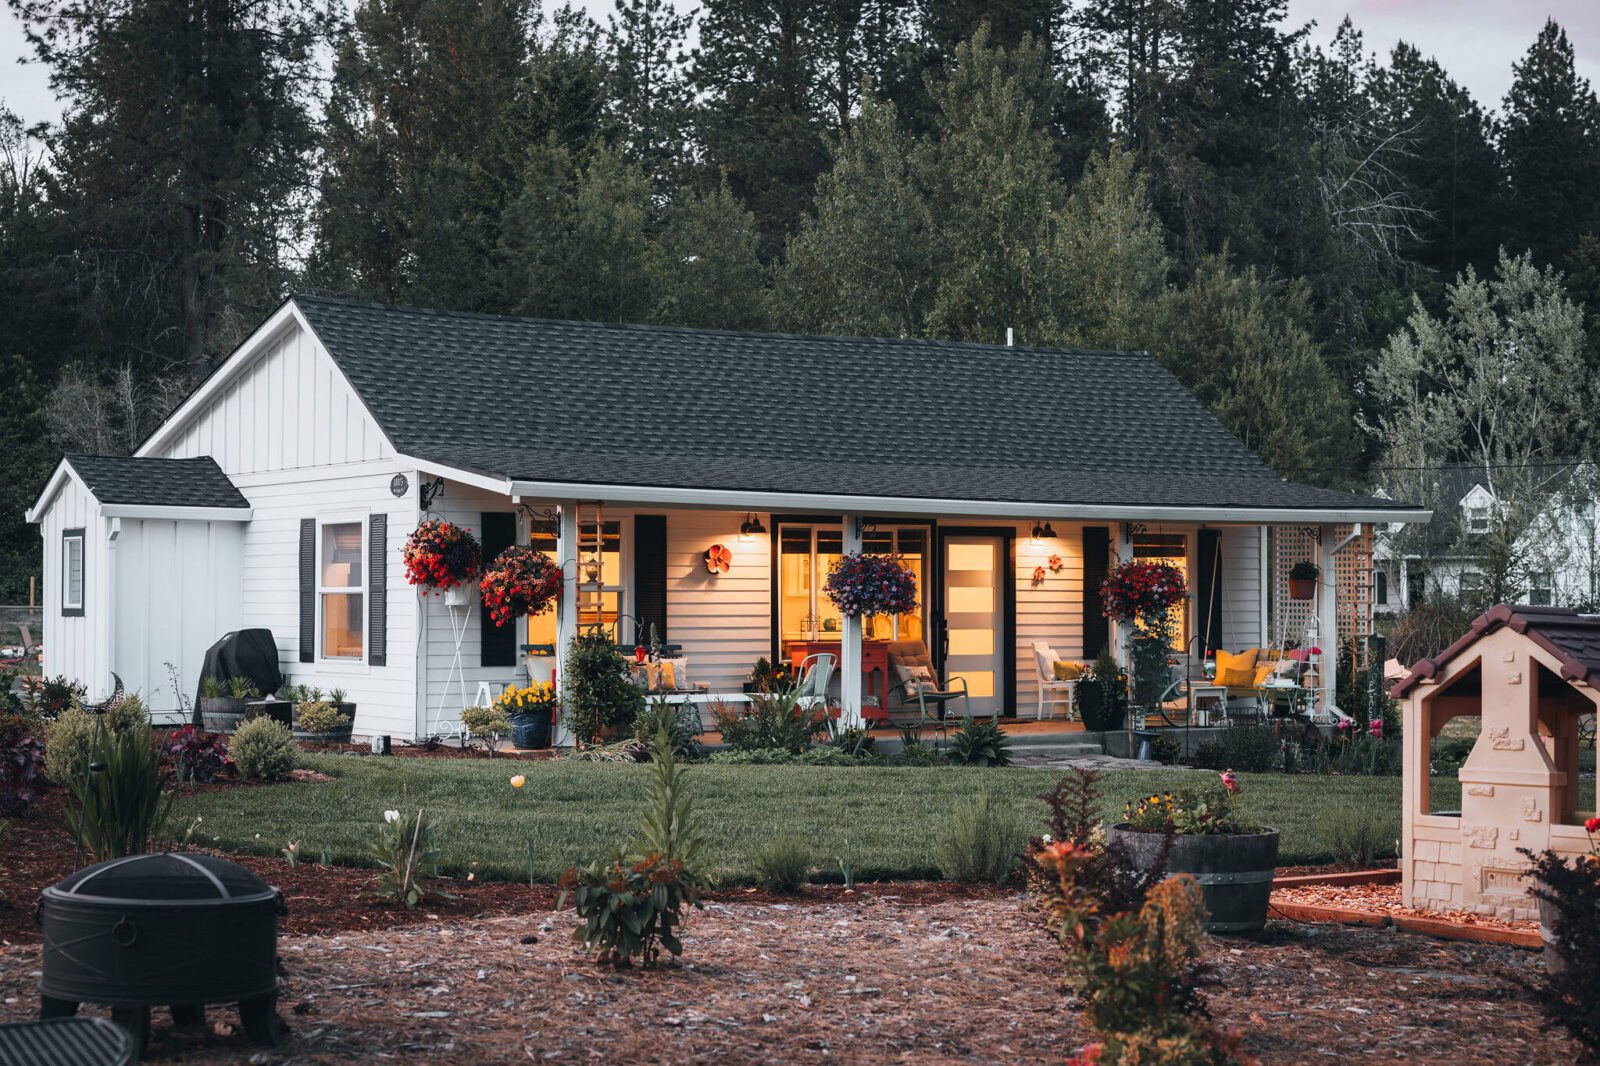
232,465,418,738
1220,526,1264,651
156,324,392,475
666,511,769,694
1015,521,1085,712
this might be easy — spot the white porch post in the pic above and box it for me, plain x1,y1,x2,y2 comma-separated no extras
1111,522,1135,669
1318,523,1339,716
839,515,864,728
554,502,579,746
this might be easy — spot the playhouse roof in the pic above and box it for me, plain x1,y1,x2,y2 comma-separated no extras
1389,603,1600,697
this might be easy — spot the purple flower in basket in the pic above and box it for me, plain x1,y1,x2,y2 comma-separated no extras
824,552,917,617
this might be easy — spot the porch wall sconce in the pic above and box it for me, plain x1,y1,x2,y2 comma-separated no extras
738,513,767,541
1029,520,1058,546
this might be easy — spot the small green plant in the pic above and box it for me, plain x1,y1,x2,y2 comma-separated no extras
561,724,706,966
1288,560,1319,581
371,805,451,909
1124,774,1258,835
632,695,701,758
1316,803,1398,867
1148,733,1182,765
44,708,102,783
1522,832,1600,1057
199,676,225,699
838,834,856,889
296,700,351,738
710,690,825,754
937,792,1028,884
230,716,299,781
460,704,512,753
948,716,1012,766
67,718,172,862
281,840,301,867
226,676,260,700
328,688,348,705
825,720,877,757
752,835,812,892
24,675,85,720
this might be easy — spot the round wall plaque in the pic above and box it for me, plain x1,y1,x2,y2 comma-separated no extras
390,473,409,498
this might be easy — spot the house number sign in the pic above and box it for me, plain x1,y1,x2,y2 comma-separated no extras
390,474,409,498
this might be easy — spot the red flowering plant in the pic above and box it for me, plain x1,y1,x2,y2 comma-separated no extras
480,545,562,628
1100,560,1187,627
403,519,482,591
823,553,917,618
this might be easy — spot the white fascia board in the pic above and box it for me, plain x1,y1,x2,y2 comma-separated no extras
135,299,401,460
25,459,81,523
399,456,515,496
99,505,254,522
505,478,1434,526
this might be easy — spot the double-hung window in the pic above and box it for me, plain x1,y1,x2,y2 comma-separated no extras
1466,503,1491,535
1529,572,1554,607
320,521,365,659
62,529,85,616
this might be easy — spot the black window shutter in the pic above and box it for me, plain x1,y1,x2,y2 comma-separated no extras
480,512,517,667
368,514,388,666
299,519,316,663
1082,526,1110,659
634,515,668,644
1196,529,1223,656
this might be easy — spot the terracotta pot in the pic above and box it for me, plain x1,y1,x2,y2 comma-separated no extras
1287,578,1316,600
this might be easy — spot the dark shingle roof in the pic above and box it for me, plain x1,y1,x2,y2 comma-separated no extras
293,295,1412,513
66,455,249,509
1390,603,1600,696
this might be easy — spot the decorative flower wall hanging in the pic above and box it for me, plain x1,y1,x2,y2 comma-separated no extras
1032,565,1047,587
704,544,732,574
1048,554,1063,573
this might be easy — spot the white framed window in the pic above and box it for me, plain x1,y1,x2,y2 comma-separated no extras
319,519,366,659
1459,569,1483,597
1465,503,1491,535
1530,572,1554,607
778,523,928,643
62,529,85,616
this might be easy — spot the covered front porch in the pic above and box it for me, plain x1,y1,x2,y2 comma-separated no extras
412,471,1382,740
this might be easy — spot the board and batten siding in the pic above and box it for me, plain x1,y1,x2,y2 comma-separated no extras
112,518,243,714
38,476,106,698
153,322,392,475
230,462,419,738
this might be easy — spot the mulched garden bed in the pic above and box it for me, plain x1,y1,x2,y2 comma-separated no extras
1270,879,1542,948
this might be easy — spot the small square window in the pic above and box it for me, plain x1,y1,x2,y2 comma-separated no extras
1460,570,1483,596
62,530,85,615
1465,504,1491,535
1530,572,1554,607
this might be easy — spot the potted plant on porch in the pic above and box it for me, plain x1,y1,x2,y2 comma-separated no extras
564,627,644,745
404,518,483,606
1076,649,1129,733
1287,560,1319,600
1109,772,1280,934
497,680,558,750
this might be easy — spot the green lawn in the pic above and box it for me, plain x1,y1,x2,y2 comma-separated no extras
170,757,1434,883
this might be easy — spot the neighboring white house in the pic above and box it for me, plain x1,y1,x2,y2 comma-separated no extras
28,296,1430,739
1373,463,1599,616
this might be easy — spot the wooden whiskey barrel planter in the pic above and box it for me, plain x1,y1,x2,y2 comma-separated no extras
1109,825,1280,934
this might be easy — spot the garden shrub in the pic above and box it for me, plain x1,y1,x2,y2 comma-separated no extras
1218,724,1276,773
1430,734,1475,772
0,715,46,816
1147,734,1182,765
710,690,824,754
632,696,701,758
44,708,102,783
231,716,299,781
1386,596,1474,669
752,835,812,892
460,704,512,752
894,739,946,766
564,628,644,743
707,747,861,766
296,699,351,737
163,725,232,785
937,792,1028,884
562,724,706,966
67,718,171,861
25,675,84,721
1315,803,1397,867
825,723,876,758
948,716,1012,766
1522,839,1600,1057
97,692,149,736
1327,733,1400,776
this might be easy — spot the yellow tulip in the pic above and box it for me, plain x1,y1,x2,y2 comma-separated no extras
510,775,526,789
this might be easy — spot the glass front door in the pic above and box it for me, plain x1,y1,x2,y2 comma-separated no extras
942,534,1005,717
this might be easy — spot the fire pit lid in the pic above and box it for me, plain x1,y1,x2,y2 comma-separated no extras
48,853,274,904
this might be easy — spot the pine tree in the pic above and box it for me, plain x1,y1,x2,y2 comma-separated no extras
10,0,326,372
311,0,536,311
1500,19,1600,268
605,0,694,186
0,354,55,601
648,182,769,330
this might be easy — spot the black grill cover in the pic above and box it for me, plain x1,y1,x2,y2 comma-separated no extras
196,628,283,706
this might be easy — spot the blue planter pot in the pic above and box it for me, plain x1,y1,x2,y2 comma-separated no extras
511,714,551,750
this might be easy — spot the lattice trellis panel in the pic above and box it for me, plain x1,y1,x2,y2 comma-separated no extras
1271,524,1375,671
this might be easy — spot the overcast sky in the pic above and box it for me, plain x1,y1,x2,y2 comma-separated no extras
3,1,1598,130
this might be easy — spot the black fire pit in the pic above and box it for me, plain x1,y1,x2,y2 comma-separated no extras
38,853,284,1058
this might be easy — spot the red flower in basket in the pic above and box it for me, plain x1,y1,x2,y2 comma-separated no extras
480,546,562,627
403,519,482,591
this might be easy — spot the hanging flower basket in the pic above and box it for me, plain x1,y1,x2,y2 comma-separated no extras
403,519,482,592
823,552,918,618
480,546,562,628
1287,561,1319,600
1100,560,1187,624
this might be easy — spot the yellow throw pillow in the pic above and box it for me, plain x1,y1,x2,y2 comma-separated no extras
1215,648,1259,688
1052,660,1084,681
658,661,677,691
1252,662,1277,688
